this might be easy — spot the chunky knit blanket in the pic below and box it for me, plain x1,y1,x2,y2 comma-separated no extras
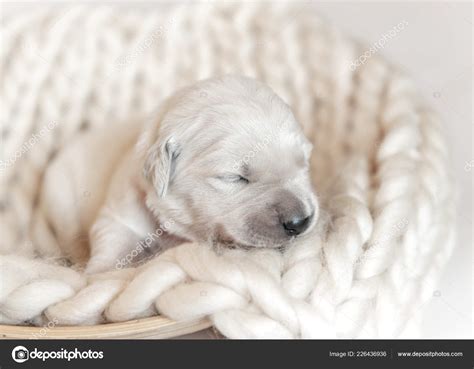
0,3,455,338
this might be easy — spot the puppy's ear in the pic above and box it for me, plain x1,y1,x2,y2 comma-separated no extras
143,136,180,197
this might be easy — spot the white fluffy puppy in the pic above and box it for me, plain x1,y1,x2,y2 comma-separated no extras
39,76,318,273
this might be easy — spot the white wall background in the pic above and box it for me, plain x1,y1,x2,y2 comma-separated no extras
1,0,472,339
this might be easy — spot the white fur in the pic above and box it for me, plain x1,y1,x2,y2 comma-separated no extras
40,75,318,274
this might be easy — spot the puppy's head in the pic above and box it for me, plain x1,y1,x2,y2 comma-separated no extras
141,75,318,248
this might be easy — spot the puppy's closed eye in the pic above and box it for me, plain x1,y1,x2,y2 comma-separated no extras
217,173,249,184
208,173,249,192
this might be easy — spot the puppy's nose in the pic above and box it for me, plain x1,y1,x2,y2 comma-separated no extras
282,213,313,236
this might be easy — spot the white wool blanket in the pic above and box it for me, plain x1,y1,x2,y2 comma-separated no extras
0,3,455,338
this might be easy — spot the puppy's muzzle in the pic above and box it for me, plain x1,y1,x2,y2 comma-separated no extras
275,190,316,237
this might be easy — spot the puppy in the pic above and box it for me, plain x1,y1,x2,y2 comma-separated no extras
39,76,318,273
